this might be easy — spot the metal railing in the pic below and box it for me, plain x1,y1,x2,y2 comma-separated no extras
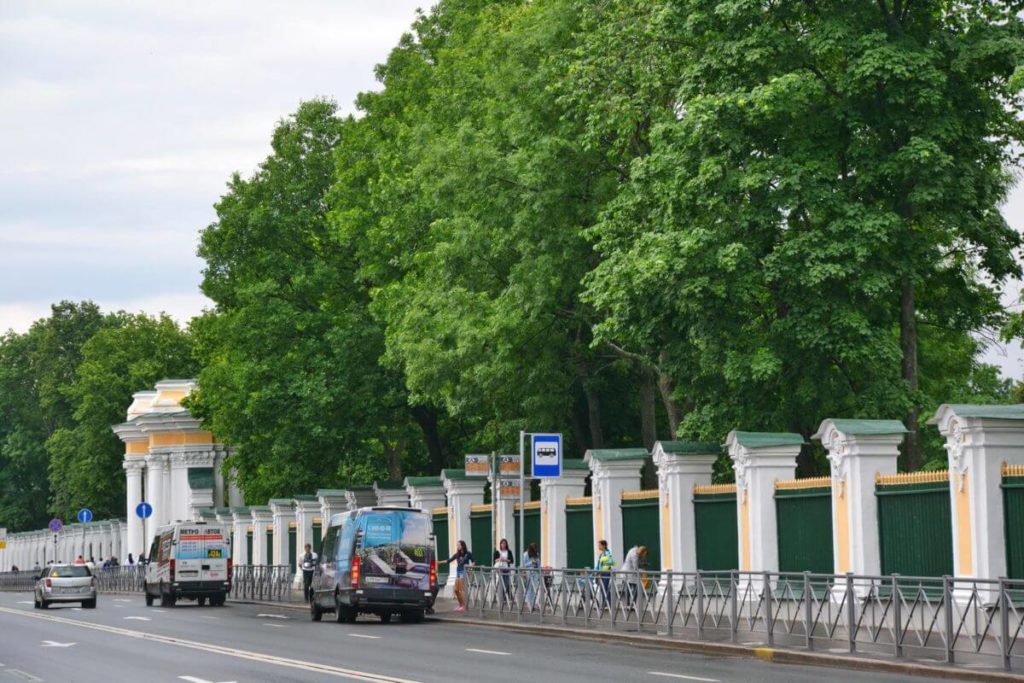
0,564,294,603
465,567,1024,671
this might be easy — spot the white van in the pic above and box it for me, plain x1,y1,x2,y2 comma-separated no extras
143,521,231,607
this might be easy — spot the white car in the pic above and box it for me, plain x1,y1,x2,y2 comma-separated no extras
34,564,97,609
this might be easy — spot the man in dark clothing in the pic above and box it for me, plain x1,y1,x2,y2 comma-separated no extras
300,543,318,603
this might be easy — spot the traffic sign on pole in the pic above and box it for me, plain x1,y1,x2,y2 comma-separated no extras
531,433,562,478
48,518,63,534
77,508,93,523
136,502,153,519
465,454,490,477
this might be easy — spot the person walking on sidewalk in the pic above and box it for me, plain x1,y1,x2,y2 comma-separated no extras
300,543,318,603
621,544,647,607
594,540,615,608
522,542,540,610
439,540,474,612
493,538,514,605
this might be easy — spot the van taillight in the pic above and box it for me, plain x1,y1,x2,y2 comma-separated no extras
169,559,175,582
227,558,232,578
429,560,437,589
45,578,52,588
350,556,360,589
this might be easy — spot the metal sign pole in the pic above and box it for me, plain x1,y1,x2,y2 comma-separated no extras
518,430,525,566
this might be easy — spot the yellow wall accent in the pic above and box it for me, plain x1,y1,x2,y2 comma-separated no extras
469,503,493,513
693,483,737,495
833,483,850,573
740,495,751,571
125,441,149,456
149,431,214,447
775,476,831,491
595,495,604,543
621,489,660,501
1004,463,1024,477
876,470,949,486
430,506,448,516
660,495,672,571
448,508,456,559
154,389,188,406
565,496,592,506
956,472,973,576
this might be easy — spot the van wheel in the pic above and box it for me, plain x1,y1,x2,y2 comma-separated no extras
197,597,206,607
310,599,322,622
145,593,154,607
401,609,425,624
335,604,355,624
82,599,96,609
378,611,392,624
160,592,175,607
213,595,226,607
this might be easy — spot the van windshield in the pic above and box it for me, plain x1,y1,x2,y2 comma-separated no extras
356,510,433,590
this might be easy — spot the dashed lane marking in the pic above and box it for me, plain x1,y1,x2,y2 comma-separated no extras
465,648,511,656
263,624,288,628
257,613,290,619
40,641,76,648
648,672,720,683
179,676,237,683
347,634,381,639
0,607,419,683
124,616,151,621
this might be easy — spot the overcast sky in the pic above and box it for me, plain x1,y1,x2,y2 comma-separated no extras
1,1,1022,378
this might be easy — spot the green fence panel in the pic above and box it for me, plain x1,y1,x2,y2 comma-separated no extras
877,482,953,577
621,498,661,571
469,509,492,563
775,488,833,573
312,521,322,556
246,530,253,564
1004,475,1024,579
432,511,450,583
288,527,297,569
566,504,594,569
266,530,274,565
694,493,738,571
513,507,541,561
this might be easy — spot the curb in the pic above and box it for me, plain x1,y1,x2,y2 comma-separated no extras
429,615,1020,683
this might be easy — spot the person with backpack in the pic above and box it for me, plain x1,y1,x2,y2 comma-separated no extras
300,543,318,603
594,540,615,608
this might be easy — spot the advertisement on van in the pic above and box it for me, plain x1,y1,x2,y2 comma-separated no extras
357,511,433,591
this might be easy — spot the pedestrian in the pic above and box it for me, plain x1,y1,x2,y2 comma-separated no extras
594,540,614,608
438,540,473,612
492,538,514,604
620,544,647,607
127,553,135,566
522,542,540,610
32,560,40,572
9,565,17,573
300,543,318,603
74,555,85,566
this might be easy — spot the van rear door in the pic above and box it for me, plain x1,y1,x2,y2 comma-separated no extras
177,526,230,583
356,510,433,594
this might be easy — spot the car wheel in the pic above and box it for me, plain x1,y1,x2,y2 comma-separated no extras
33,595,39,609
197,596,206,607
310,599,322,622
39,599,48,610
378,611,392,624
82,598,96,609
401,608,425,624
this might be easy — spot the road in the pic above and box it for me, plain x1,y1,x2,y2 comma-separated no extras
0,591,947,683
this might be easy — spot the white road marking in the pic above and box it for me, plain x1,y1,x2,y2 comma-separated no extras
179,676,238,683
114,598,133,603
0,607,418,682
17,601,33,605
257,613,289,619
199,615,219,620
115,605,126,609
347,633,381,639
41,640,76,648
465,648,511,656
124,616,151,621
263,623,288,628
6,671,41,682
648,673,720,683
72,607,82,611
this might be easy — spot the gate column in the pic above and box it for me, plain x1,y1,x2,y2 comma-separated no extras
441,469,486,597
585,449,647,566
539,460,589,569
652,441,719,578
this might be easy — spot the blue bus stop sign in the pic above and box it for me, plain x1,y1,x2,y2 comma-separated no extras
531,433,563,478
77,508,93,523
136,502,153,519
48,518,63,534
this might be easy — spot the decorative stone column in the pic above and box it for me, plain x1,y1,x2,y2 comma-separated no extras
144,453,165,539
540,459,589,569
652,441,719,576
249,506,272,565
293,496,320,582
490,472,516,558
346,486,376,510
930,404,1024,590
231,507,252,565
812,419,903,586
585,449,648,566
374,481,409,507
168,453,191,523
404,477,447,512
110,520,123,562
725,431,801,584
441,469,486,596
317,490,349,532
122,459,145,558
269,499,296,573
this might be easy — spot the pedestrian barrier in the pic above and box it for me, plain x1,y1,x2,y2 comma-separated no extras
95,565,145,592
0,571,37,591
465,566,1024,672
229,564,293,602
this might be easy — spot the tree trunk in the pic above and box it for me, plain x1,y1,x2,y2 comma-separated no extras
570,394,591,457
900,278,922,470
583,382,604,449
383,438,405,481
639,368,658,451
656,355,682,438
410,405,445,475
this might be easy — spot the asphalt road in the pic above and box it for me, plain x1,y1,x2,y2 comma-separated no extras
0,591,948,683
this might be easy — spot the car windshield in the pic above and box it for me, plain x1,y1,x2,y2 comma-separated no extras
47,566,91,578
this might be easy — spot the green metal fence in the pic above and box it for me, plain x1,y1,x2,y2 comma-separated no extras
288,526,297,569
566,501,594,569
312,521,322,556
246,529,253,564
694,489,738,571
1004,469,1024,580
514,505,541,561
266,529,273,565
775,483,833,574
621,494,661,571
432,509,450,583
877,476,953,577
469,506,492,563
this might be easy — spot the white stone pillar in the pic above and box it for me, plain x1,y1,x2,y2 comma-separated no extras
585,449,648,566
213,449,226,508
317,490,349,532
652,441,719,575
99,522,112,561
123,459,145,559
231,508,252,565
540,460,589,569
404,477,447,512
144,453,165,539
346,487,376,510
228,477,244,508
726,431,801,585
270,499,296,572
442,470,486,595
170,454,191,523
491,473,516,559
293,498,320,576
813,419,903,585
374,482,410,507
249,506,272,565
930,404,1024,590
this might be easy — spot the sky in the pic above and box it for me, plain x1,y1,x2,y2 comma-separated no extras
0,1,1022,378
